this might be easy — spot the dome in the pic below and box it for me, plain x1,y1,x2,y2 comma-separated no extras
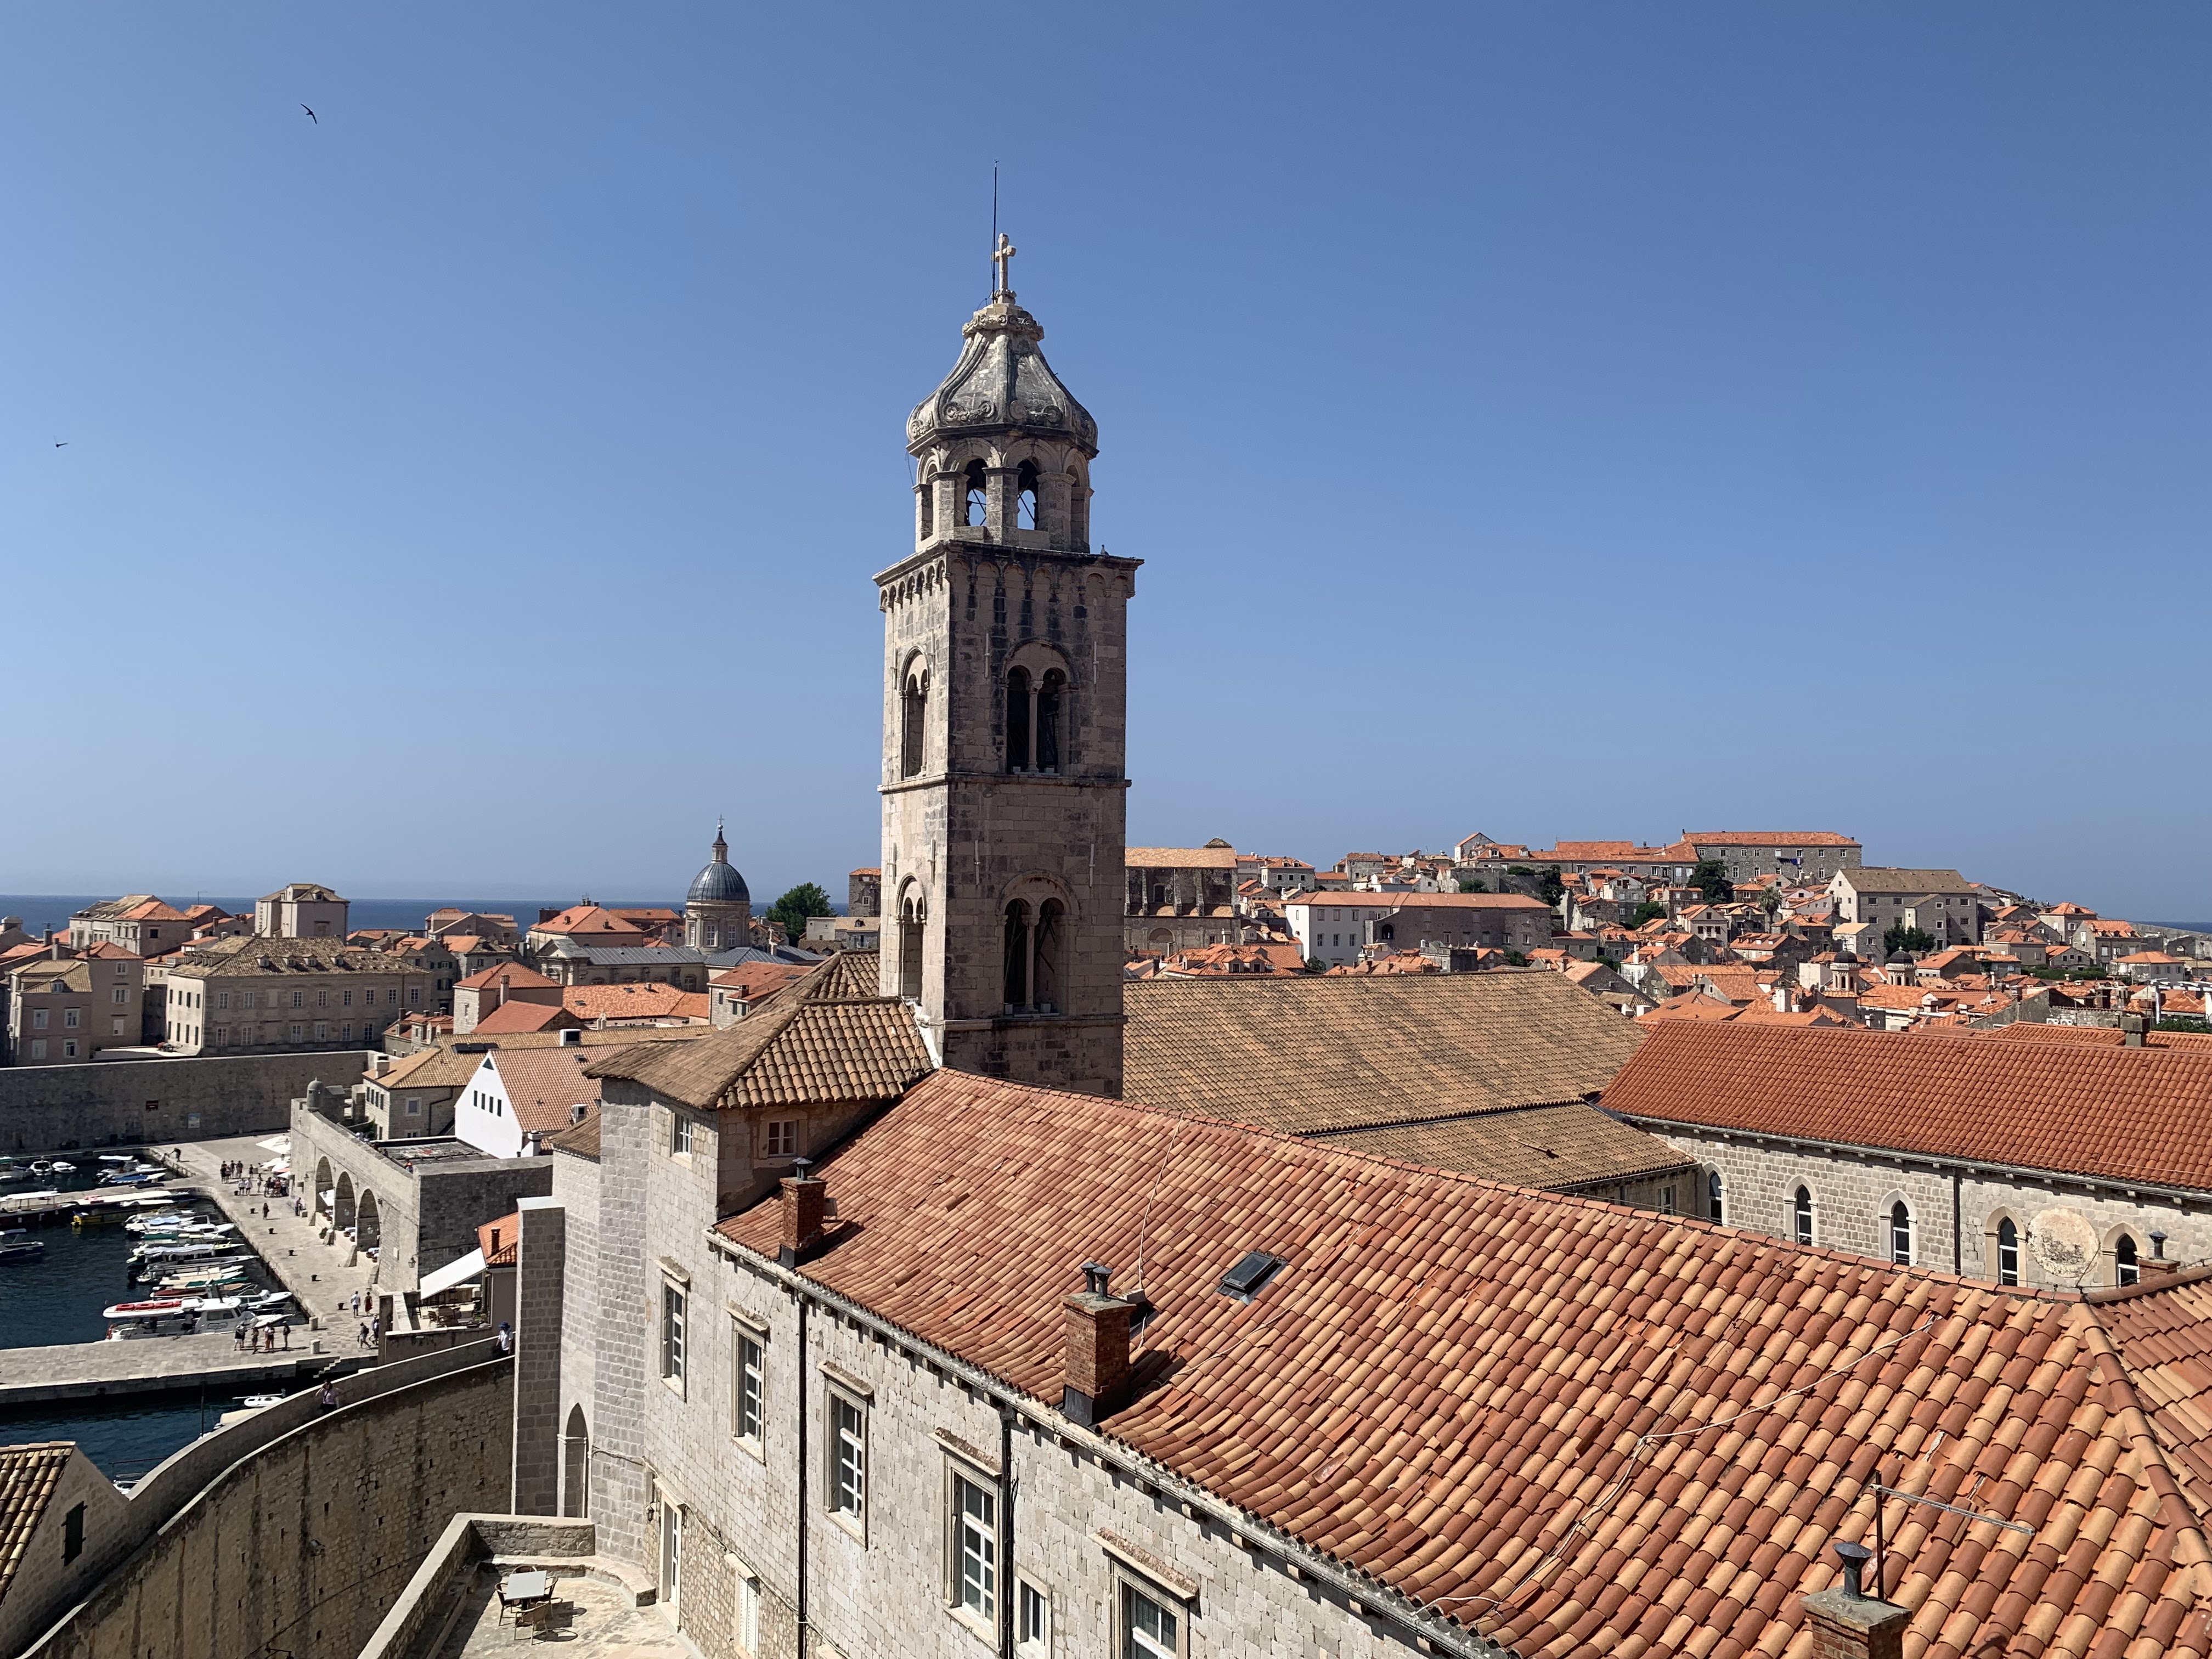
686,827,749,906
906,292,1097,457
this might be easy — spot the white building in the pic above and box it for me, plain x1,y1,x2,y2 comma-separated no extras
454,1041,603,1160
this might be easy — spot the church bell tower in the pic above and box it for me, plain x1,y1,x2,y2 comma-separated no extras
879,238,1139,1096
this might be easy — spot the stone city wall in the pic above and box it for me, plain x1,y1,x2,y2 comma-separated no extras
0,1051,372,1154
19,1342,510,1659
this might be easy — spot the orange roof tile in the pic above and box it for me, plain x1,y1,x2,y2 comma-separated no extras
562,983,709,1023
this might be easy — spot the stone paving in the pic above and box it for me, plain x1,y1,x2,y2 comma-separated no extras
438,1571,687,1657
0,1328,325,1407
170,1135,382,1344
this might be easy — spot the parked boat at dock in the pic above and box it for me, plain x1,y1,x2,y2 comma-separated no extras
0,1240,45,1263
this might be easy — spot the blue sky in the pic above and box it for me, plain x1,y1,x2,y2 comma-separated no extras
1,5,2205,917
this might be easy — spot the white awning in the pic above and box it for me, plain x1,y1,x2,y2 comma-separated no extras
417,1248,487,1299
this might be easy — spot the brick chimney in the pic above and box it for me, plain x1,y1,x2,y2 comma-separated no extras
1060,1261,1133,1427
778,1159,827,1268
2120,1011,2147,1048
1802,1540,1909,1659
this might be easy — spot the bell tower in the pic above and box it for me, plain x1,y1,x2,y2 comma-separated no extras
879,242,1139,1096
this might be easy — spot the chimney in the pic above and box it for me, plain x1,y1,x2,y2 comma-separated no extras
778,1159,827,1267
2120,1012,2147,1048
1060,1261,1134,1427
2143,1229,2179,1279
1801,1539,1910,1659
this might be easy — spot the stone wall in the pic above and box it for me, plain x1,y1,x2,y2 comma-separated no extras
1634,1122,2209,1291
19,1344,511,1659
0,1051,371,1154
550,1144,599,1520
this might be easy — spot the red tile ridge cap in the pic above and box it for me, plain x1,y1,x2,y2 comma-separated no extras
2070,1308,2212,1593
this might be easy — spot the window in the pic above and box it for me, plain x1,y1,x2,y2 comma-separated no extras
1997,1217,2019,1286
830,1391,866,1523
29,1040,44,1060
291,990,304,1009
733,1325,766,1444
289,1023,304,1041
951,1470,998,1622
1890,1201,1912,1266
1017,1581,1051,1655
2117,1234,2140,1287
63,1009,78,1029
1793,1186,1813,1246
316,989,328,1007
217,992,230,1011
660,1284,686,1387
63,1040,78,1058
112,987,128,1005
314,1022,328,1040
1660,1184,1677,1215
213,1026,228,1044
672,1113,695,1156
31,1009,47,1030
342,1022,354,1040
342,989,353,1006
111,1017,126,1035
1015,458,1039,529
1006,666,1033,770
1121,1579,1180,1659
1707,1170,1723,1224
901,662,929,779
764,1120,797,1158
734,1571,761,1656
963,458,988,526
406,1097,421,1117
63,1502,84,1563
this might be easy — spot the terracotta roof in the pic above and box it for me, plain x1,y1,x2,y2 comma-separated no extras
456,962,558,992
529,905,649,940
1125,845,1240,870
1123,972,1646,1135
1285,891,1550,911
1311,1099,1693,1190
1685,830,1861,847
166,937,425,979
469,1000,577,1035
0,1443,72,1604
543,1108,600,1161
713,1070,2212,1659
2098,1272,2212,1515
1978,1023,2212,1053
797,950,883,1002
363,1046,480,1091
1607,1020,2212,1192
486,1047,603,1135
477,1211,521,1267
585,995,930,1110
1837,867,1977,893
562,983,709,1023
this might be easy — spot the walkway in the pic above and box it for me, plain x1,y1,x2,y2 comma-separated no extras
0,1328,328,1407
166,1136,383,1340
438,1571,686,1658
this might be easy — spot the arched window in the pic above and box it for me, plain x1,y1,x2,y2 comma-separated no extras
1150,883,1166,909
2116,1233,2140,1287
1002,900,1032,1011
1005,667,1032,770
964,460,988,528
1996,1217,2019,1286
917,462,934,540
1707,1170,1723,1224
1016,459,1039,530
1890,1201,1912,1266
900,663,928,780
898,889,925,1002
1066,468,1087,545
1032,900,1064,1013
1793,1186,1813,1246
1036,669,1064,773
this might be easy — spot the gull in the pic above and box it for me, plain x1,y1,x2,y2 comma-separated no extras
301,104,317,123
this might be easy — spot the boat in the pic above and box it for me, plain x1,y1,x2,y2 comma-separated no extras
130,1239,237,1261
70,1210,126,1228
240,1393,286,1408
0,1241,44,1263
153,1274,250,1295
48,1161,75,1173
103,1297,188,1319
29,1161,51,1176
97,1154,132,1165
241,1290,293,1312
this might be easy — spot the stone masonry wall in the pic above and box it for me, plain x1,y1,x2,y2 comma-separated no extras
0,1051,371,1154
1639,1124,2209,1291
551,1144,600,1519
20,1358,511,1659
586,1086,652,1572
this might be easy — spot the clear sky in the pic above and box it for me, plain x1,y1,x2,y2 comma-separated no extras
2,5,2205,918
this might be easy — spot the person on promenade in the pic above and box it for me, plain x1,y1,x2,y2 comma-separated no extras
496,1322,514,1356
318,1381,337,1410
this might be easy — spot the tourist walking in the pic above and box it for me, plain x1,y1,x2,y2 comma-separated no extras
496,1322,514,1356
318,1381,337,1411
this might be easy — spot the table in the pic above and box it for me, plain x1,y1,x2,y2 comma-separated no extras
498,1570,551,1625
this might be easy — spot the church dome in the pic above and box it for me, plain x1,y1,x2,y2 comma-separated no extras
907,290,1097,458
687,827,749,906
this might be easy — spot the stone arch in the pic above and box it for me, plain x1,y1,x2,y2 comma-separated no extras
1877,1188,1914,1266
314,1157,333,1218
1703,1164,1724,1225
895,878,928,1002
2104,1222,2147,1288
334,1170,356,1232
898,651,929,780
562,1403,590,1519
1789,1178,1818,1247
356,1188,381,1251
1982,1205,2025,1286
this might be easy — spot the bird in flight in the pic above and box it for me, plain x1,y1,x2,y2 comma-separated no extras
301,104,317,123
52,438,66,448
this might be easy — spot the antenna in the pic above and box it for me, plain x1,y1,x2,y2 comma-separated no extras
992,161,999,247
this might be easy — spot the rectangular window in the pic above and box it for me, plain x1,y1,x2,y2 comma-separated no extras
316,989,328,1007
661,1284,686,1386
734,1572,760,1655
363,989,376,1006
830,1391,866,1523
63,1009,79,1029
342,989,353,1006
733,1326,765,1445
1018,1581,1051,1655
30,1040,45,1060
112,987,128,1005
111,1017,126,1035
406,1097,421,1116
952,1472,998,1622
63,1502,84,1562
31,1009,47,1030
1121,1579,1180,1659
289,1023,304,1041
213,1026,228,1043
764,1120,797,1158
672,1113,695,1156
63,1040,78,1058
341,1022,354,1040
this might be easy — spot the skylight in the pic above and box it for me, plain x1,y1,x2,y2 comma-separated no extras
1217,1250,1285,1303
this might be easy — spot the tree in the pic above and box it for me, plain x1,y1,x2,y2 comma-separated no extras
1883,923,1937,956
1535,866,1567,907
1503,949,1531,967
2158,1017,2212,1035
1629,901,1668,928
1690,860,1734,904
1457,878,1487,894
768,883,834,948
1305,957,1330,974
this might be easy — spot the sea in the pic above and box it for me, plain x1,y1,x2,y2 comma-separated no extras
0,1165,281,1479
0,895,681,939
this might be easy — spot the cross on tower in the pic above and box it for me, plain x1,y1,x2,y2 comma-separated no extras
992,232,1017,295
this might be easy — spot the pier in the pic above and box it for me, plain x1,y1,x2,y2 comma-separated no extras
0,1329,361,1407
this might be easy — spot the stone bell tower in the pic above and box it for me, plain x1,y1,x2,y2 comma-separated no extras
879,238,1139,1096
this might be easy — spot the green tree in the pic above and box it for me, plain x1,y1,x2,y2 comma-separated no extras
1690,860,1734,904
1305,957,1330,974
1629,901,1668,928
1457,878,1487,894
1503,949,1531,967
2158,1017,2212,1035
768,882,834,947
1883,923,1937,956
1536,866,1567,907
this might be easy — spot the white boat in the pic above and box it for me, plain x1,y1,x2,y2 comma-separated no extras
98,1154,132,1165
241,1290,294,1312
240,1393,287,1408
131,1239,237,1260
48,1161,74,1173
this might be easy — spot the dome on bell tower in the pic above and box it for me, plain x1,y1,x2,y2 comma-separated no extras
687,824,749,905
905,290,1097,458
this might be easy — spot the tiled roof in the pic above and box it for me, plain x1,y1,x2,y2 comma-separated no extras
1607,1021,2212,1192
166,936,422,979
1311,1100,1694,1191
1978,1023,2212,1053
1837,867,1977,893
713,1071,2212,1659
1685,830,1861,847
0,1443,71,1603
469,1001,575,1035
797,950,884,1002
487,1047,603,1135
562,984,709,1023
363,1046,479,1091
529,905,649,939
1125,845,1240,870
1639,991,1745,1023
1284,891,1550,911
2098,1271,2212,1515
477,1211,521,1267
543,1108,600,1161
585,996,930,1110
1123,971,1646,1135
456,962,558,991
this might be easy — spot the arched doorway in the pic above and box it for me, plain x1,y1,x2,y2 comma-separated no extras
314,1158,333,1218
356,1189,380,1251
335,1171,356,1232
562,1404,590,1518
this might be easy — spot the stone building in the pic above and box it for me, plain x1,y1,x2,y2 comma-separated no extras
1124,841,1242,953
63,894,193,956
685,825,753,950
1605,1018,2212,1289
3,947,144,1064
157,935,431,1054
359,1043,478,1137
878,270,1137,1094
847,866,881,918
1828,866,1983,945
1283,889,1552,968
253,881,349,939
453,961,565,1034
1683,830,1863,884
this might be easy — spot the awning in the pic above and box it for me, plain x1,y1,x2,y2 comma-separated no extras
417,1248,487,1299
